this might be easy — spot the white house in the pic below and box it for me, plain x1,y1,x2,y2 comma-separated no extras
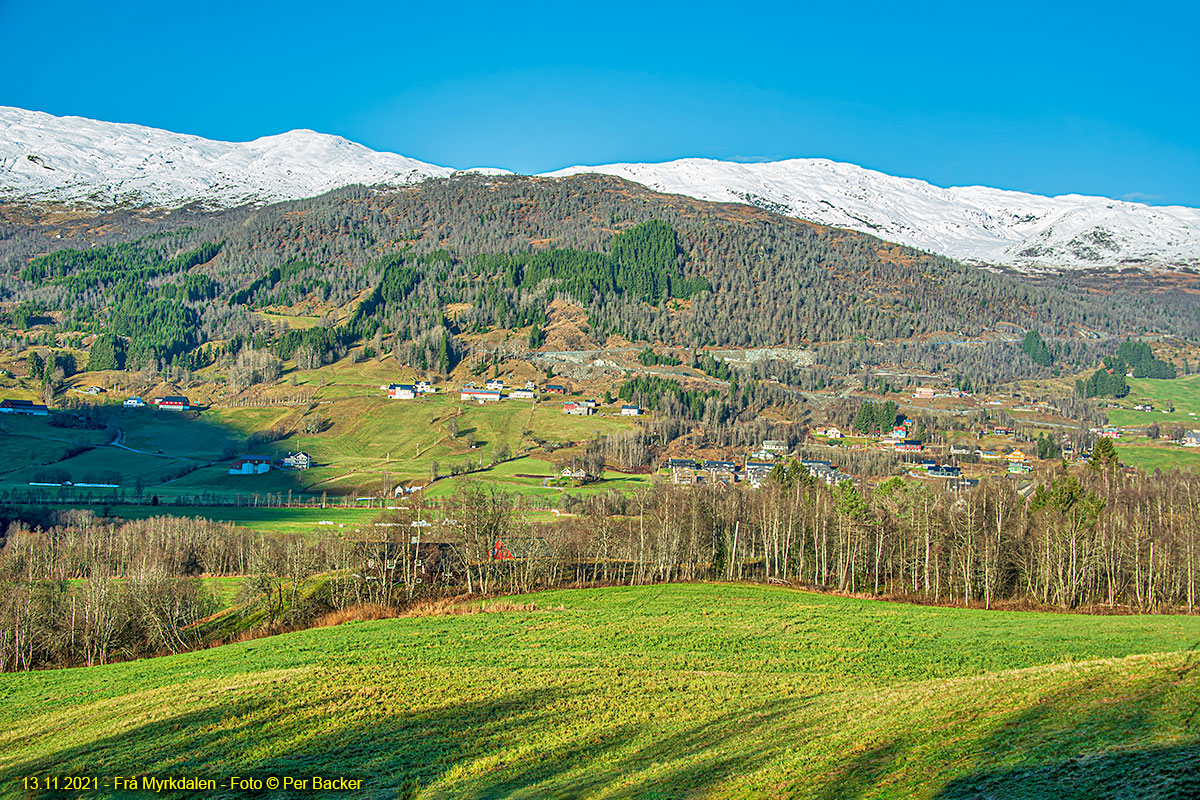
388,384,416,400
621,404,642,416
415,381,435,394
123,396,145,408
282,452,312,469
1183,431,1200,448
509,389,535,400
485,379,504,391
825,427,843,439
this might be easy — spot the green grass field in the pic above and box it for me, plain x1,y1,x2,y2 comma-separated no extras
1107,374,1200,428
1114,439,1200,472
2,584,1197,798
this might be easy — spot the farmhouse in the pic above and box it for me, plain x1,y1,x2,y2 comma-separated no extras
1099,428,1121,439
509,389,535,399
0,398,49,416
824,428,843,439
545,384,567,395
485,379,504,391
156,396,190,410
560,467,591,482
461,389,501,403
563,401,593,416
123,396,145,408
415,381,435,394
228,455,271,475
282,451,312,469
895,440,923,452
914,387,935,399
388,384,416,400
761,440,788,454
621,404,642,416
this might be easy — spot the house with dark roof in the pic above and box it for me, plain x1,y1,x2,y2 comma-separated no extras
0,398,49,415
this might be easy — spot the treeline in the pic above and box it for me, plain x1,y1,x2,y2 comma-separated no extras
7,455,1200,671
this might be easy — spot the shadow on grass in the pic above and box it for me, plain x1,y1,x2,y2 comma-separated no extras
5,652,1200,798
934,742,1200,800
1,686,793,799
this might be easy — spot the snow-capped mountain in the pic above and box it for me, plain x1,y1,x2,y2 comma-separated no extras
545,159,1200,272
2,105,1198,271
0,106,454,208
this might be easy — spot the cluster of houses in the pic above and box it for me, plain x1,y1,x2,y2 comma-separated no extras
117,395,189,409
227,451,311,475
458,381,560,404
667,456,851,488
0,398,49,416
380,378,644,416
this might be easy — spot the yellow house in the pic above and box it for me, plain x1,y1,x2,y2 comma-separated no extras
1005,448,1028,463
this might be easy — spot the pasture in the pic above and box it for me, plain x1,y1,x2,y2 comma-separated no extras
1107,373,1200,428
2,584,1197,798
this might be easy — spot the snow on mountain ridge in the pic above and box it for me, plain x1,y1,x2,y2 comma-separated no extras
2,106,1198,271
545,157,1200,271
0,106,453,208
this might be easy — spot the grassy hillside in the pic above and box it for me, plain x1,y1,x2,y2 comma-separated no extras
0,354,646,510
3,584,1198,798
1107,374,1200,428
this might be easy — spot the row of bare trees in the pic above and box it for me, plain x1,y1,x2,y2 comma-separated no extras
4,462,1199,671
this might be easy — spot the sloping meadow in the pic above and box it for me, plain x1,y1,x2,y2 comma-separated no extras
2,583,1198,798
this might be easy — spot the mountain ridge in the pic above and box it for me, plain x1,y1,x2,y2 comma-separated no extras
2,105,1198,272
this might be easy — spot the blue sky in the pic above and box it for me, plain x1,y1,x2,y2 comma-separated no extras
2,0,1198,205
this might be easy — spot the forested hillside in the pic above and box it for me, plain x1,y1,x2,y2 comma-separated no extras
3,174,1199,383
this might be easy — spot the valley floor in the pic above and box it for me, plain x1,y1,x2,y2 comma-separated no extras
2,584,1199,799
